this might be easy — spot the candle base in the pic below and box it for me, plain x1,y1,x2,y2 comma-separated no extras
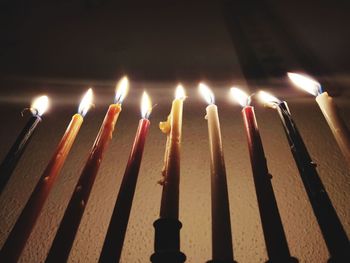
151,218,186,263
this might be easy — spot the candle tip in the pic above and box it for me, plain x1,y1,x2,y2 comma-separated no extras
115,76,129,104
257,91,282,109
199,83,214,105
78,88,93,117
287,72,322,96
31,95,49,116
175,84,186,100
141,91,152,119
230,87,250,107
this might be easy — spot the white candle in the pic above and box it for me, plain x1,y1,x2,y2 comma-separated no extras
199,83,234,262
288,72,350,164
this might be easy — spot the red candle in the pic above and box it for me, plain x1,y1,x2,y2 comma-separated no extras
0,89,93,263
230,88,293,262
99,91,152,263
45,77,129,263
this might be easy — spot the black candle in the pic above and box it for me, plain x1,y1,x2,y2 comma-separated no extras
258,91,350,262
0,95,49,194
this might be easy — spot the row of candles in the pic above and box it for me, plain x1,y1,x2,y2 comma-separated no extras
0,73,349,262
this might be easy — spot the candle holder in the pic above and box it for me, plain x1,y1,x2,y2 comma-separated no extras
151,218,186,263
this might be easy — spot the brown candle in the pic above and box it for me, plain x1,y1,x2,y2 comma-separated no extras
45,77,128,263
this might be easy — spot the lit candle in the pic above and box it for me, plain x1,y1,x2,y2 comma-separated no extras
288,72,350,164
159,84,185,219
258,91,350,261
0,95,49,194
0,89,93,263
230,88,293,262
151,85,186,263
45,77,129,263
99,92,152,263
199,83,234,262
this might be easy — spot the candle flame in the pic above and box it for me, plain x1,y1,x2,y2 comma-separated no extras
141,91,152,119
230,87,250,107
115,76,129,103
258,91,282,108
199,83,214,105
78,88,93,117
175,84,186,100
287,72,322,96
31,95,49,116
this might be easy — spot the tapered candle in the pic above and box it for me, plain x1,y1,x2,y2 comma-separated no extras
230,88,294,262
0,95,49,194
0,89,93,263
199,83,234,262
151,85,186,263
45,77,129,263
288,72,350,164
99,92,152,263
258,91,350,262
159,85,185,219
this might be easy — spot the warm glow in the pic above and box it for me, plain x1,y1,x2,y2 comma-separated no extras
78,88,93,117
115,76,129,103
141,91,152,119
287,72,322,96
230,87,249,107
258,91,281,108
199,83,214,105
31,95,49,116
175,84,186,100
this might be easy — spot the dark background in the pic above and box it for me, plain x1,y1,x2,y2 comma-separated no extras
1,0,350,85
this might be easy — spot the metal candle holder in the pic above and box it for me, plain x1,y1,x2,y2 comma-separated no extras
151,217,186,263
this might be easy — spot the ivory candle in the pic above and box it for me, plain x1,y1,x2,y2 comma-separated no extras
151,85,186,263
0,89,93,263
159,85,185,219
45,77,129,263
199,83,234,262
0,95,49,194
288,72,350,164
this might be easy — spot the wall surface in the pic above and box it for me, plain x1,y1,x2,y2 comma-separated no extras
0,81,349,263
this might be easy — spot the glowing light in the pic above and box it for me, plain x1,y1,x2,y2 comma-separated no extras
141,91,152,119
258,91,281,108
230,87,249,107
31,95,49,116
115,76,129,103
78,88,93,117
287,72,322,96
175,84,186,100
199,83,214,105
